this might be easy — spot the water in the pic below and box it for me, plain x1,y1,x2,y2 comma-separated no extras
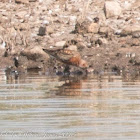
0,69,140,140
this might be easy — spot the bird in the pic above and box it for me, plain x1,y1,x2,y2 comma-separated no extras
43,47,88,74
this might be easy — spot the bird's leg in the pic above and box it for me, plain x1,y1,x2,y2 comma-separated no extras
79,67,88,76
63,65,70,76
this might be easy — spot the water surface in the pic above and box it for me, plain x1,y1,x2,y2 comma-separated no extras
0,69,140,140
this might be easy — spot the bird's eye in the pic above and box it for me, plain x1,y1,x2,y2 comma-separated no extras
83,63,88,68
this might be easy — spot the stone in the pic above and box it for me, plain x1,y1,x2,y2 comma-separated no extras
77,42,86,50
121,25,140,36
0,40,6,50
55,41,66,47
42,20,49,25
0,26,5,34
69,16,77,25
15,11,28,19
15,36,23,45
123,1,132,11
99,26,108,35
67,45,77,51
132,0,140,9
131,39,140,46
0,16,10,23
132,32,140,38
21,46,49,61
0,39,6,56
15,23,29,30
0,38,3,45
46,26,54,34
95,38,108,45
15,0,29,4
38,26,46,36
75,20,100,34
87,22,99,33
29,0,37,2
104,1,122,18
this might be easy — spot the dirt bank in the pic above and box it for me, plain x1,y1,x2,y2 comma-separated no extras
0,0,140,74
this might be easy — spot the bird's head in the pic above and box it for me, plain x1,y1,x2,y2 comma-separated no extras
79,59,88,68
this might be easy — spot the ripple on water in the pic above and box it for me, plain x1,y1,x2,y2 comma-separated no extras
1,69,140,139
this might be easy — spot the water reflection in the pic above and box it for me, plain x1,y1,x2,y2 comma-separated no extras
0,69,140,139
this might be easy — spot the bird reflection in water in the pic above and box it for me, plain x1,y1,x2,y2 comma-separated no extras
55,75,87,96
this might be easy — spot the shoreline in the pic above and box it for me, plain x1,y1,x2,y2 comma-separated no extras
0,0,140,75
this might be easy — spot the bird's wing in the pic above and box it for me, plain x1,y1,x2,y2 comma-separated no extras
57,49,77,62
43,48,81,65
43,48,60,56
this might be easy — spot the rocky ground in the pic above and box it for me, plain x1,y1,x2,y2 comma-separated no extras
0,0,140,75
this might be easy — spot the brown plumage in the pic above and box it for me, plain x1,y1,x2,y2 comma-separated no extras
43,48,88,69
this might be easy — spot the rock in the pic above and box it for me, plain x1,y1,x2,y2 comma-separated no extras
95,38,108,45
0,16,10,23
29,0,37,2
132,32,140,38
13,55,43,70
99,26,108,36
69,16,77,25
0,42,6,50
77,42,86,50
0,0,140,73
126,52,136,58
131,53,136,58
15,11,28,19
104,1,122,18
15,23,30,31
75,34,84,42
0,39,6,56
55,41,66,47
38,26,46,36
15,0,29,4
42,20,49,25
132,0,140,9
121,25,140,36
87,23,99,33
0,26,5,34
0,39,5,50
21,46,49,62
123,1,132,11
75,21,99,34
90,36,98,44
67,45,77,51
46,26,54,34
131,38,140,46
15,35,23,45
125,16,133,21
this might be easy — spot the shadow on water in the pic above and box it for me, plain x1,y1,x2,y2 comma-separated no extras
55,75,88,96
1,69,140,139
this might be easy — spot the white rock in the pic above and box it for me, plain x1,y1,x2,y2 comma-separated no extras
131,53,136,58
67,45,77,51
98,38,108,44
0,41,6,49
50,46,54,48
69,16,77,25
123,1,132,10
104,1,122,18
55,41,66,47
39,0,43,3
121,25,140,36
48,10,52,15
42,20,49,25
